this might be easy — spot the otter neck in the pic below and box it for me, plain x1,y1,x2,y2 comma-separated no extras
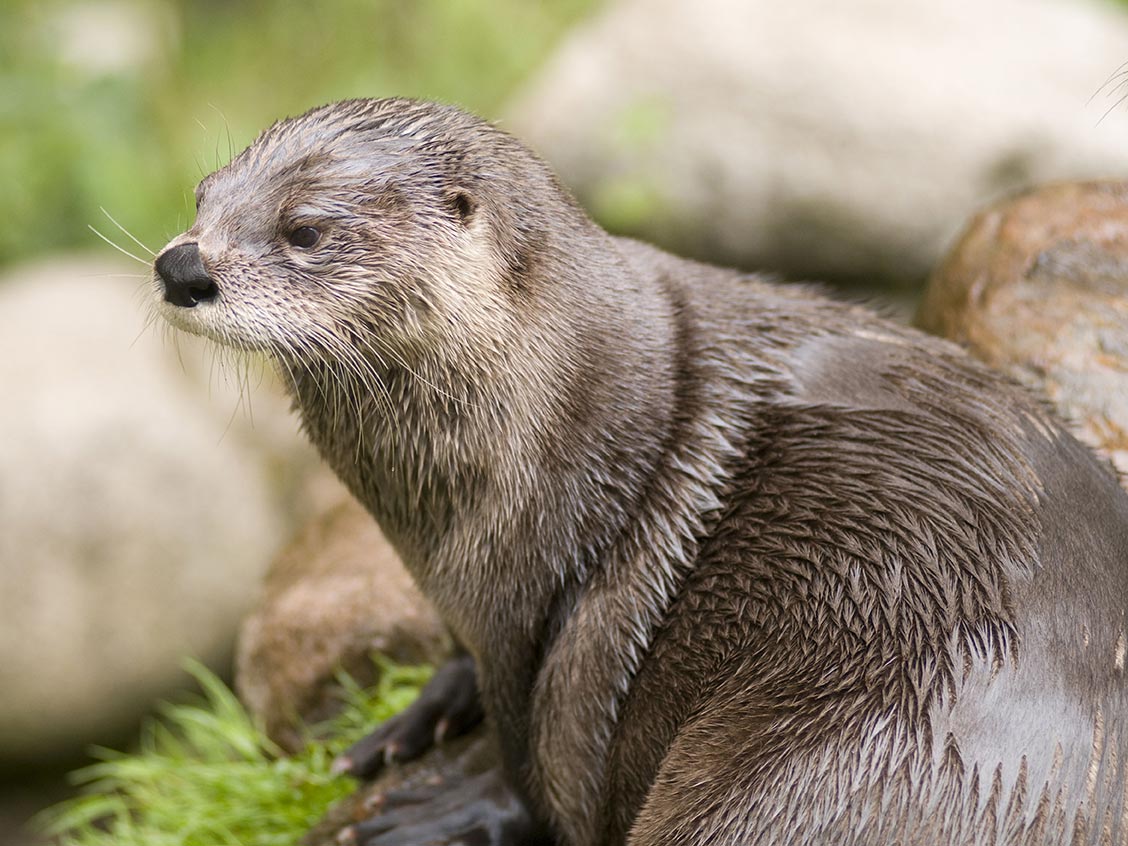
283,238,680,663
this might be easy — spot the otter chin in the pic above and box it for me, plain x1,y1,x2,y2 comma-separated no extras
153,97,1128,846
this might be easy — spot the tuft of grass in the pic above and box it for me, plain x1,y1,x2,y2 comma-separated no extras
35,658,430,846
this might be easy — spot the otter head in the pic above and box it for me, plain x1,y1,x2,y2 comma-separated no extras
153,98,573,369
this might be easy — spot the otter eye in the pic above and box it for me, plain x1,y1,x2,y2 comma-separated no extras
288,226,321,249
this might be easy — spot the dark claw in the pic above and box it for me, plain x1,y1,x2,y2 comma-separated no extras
335,653,483,779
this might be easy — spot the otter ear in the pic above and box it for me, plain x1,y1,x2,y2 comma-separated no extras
447,189,477,227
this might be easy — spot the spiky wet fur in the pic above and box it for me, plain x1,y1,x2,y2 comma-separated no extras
155,98,1128,845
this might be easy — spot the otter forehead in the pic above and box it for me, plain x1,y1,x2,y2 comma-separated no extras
192,149,405,242
195,98,488,226
185,99,504,250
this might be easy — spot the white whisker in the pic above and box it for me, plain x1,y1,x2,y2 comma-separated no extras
88,225,150,266
100,207,155,256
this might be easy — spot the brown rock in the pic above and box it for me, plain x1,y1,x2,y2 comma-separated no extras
235,491,449,751
918,180,1128,479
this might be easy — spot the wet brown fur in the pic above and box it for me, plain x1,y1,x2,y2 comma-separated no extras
155,98,1128,845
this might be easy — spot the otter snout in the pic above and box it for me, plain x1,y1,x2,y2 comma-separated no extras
155,242,218,308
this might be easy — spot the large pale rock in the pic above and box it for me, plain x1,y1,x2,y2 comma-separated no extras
236,493,448,752
918,180,1128,479
508,0,1128,288
0,256,311,762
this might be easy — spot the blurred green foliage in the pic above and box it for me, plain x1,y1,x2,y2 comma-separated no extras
0,0,599,268
37,659,431,846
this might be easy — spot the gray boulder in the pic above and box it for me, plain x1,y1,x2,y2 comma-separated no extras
508,0,1128,288
0,256,310,762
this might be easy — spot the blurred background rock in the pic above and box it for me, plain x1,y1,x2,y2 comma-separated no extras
2,0,1128,843
510,0,1128,291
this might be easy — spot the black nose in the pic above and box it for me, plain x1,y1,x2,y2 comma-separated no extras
155,242,218,308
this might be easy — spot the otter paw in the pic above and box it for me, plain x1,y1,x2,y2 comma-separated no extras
333,653,483,779
336,768,545,846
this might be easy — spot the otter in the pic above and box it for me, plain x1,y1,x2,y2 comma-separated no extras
153,98,1128,845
